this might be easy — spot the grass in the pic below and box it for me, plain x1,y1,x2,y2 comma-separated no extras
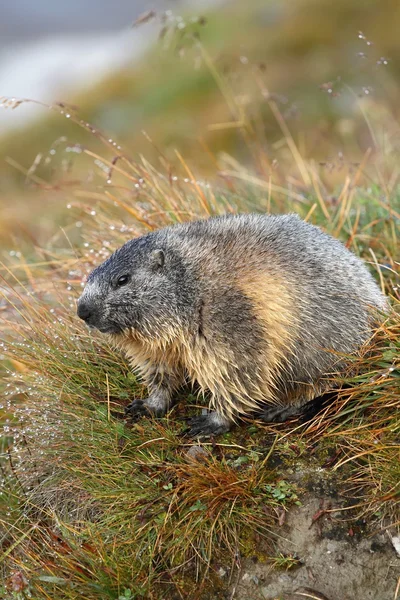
0,12,400,599
0,136,398,597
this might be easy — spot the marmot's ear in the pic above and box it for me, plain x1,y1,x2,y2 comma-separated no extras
150,249,165,269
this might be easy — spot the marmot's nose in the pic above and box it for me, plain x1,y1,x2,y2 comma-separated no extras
77,301,92,322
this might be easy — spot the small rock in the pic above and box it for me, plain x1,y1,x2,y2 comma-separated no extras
240,572,260,585
389,534,400,558
217,566,227,578
185,445,208,462
326,540,339,553
278,574,292,584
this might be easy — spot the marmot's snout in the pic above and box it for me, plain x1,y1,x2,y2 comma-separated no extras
77,298,92,322
77,287,117,334
77,297,99,328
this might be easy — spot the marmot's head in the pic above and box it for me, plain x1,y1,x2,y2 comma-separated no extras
77,234,193,336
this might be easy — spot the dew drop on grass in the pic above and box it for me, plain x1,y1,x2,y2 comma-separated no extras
377,57,389,66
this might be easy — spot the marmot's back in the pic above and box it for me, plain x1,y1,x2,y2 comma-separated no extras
163,213,385,312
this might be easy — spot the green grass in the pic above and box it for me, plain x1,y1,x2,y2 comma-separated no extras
0,144,398,597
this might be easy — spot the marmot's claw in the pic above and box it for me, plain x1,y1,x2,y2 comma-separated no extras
125,399,151,421
184,415,229,438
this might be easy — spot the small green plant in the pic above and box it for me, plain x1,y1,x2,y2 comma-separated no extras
268,552,302,570
116,589,142,600
264,480,301,506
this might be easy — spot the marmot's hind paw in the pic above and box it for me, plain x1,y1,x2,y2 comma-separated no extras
184,414,230,438
125,399,152,421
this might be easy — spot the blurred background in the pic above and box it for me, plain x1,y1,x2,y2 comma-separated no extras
1,0,400,253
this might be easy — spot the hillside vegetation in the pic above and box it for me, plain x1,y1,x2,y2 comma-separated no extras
0,1,399,598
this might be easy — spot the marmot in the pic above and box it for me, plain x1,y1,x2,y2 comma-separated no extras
77,213,387,436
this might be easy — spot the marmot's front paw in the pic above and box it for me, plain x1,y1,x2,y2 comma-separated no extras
185,413,231,438
125,393,169,420
125,399,152,421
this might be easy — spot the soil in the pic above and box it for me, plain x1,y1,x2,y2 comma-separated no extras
231,492,400,600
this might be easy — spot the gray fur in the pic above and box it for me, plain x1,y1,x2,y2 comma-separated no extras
77,213,387,436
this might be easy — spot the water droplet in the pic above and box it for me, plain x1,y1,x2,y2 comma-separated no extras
377,57,388,66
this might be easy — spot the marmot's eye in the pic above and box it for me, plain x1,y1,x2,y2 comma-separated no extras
116,274,130,287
